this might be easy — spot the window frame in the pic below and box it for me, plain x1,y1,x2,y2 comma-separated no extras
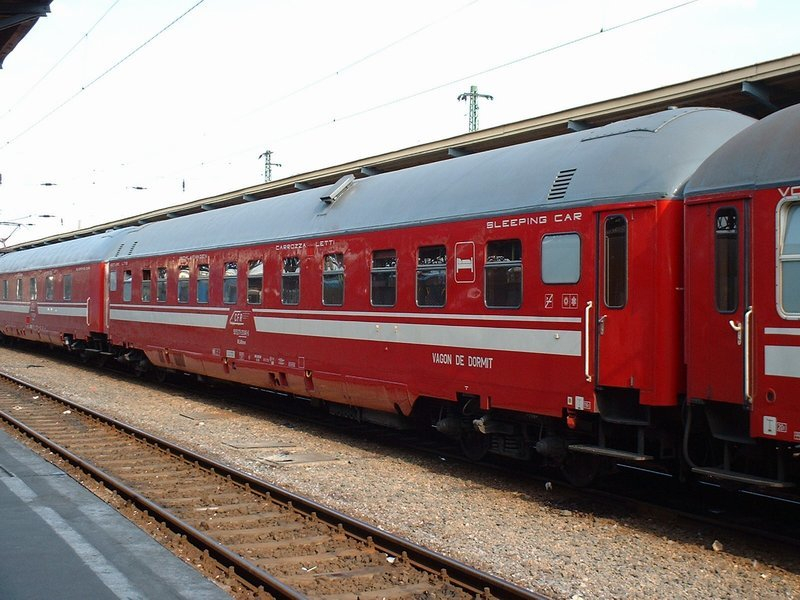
416,245,447,308
156,267,168,302
45,275,55,301
485,239,522,309
603,215,628,309
714,207,739,314
141,269,151,302
281,256,300,306
223,261,238,305
322,252,345,307
778,199,800,318
541,232,581,285
63,274,72,301
177,265,190,304
122,270,133,302
197,264,210,304
247,259,263,305
371,249,397,307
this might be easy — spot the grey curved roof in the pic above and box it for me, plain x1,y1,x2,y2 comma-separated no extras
0,228,132,273
686,102,800,196
111,107,752,259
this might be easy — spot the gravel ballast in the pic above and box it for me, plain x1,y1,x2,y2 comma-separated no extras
1,345,798,599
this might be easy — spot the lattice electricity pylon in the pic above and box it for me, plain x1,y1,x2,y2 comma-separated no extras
457,85,494,132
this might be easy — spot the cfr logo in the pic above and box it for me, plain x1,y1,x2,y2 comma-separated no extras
229,311,250,326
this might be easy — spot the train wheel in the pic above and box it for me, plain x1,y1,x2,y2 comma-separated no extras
460,430,490,462
560,452,602,487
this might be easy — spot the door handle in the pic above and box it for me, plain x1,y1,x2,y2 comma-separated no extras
728,319,742,345
598,314,608,336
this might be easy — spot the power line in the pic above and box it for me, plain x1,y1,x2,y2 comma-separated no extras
0,0,124,122
8,0,701,191
2,0,207,152
122,0,703,189
31,0,482,189
240,0,481,120
268,0,702,144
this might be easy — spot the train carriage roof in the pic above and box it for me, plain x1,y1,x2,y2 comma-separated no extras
0,228,132,273
685,102,800,196
111,107,753,258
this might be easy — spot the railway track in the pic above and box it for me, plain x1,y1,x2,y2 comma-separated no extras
0,370,546,600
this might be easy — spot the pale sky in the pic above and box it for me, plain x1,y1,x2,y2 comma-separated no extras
0,0,798,244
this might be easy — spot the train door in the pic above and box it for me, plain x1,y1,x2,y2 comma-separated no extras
594,210,654,392
686,200,750,404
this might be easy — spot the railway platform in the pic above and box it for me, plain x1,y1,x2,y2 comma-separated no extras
0,427,231,600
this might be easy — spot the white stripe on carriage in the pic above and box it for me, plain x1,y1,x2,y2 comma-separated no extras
765,345,800,379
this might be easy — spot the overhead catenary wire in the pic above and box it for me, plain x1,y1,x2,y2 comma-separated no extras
3,0,700,192
166,0,702,178
19,0,484,191
0,0,124,122
1,0,207,152
269,0,702,144
239,0,481,121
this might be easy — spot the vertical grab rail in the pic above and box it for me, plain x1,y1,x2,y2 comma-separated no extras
86,297,91,327
744,306,753,404
584,301,593,382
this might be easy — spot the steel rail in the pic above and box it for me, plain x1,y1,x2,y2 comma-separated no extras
0,370,548,600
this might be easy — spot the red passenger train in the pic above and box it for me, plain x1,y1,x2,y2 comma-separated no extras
0,105,798,490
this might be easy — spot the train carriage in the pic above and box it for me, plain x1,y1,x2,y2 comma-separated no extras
103,107,753,474
0,229,131,351
684,103,800,488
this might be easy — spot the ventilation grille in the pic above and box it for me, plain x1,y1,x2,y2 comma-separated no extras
547,168,577,201
127,241,138,255
113,243,125,257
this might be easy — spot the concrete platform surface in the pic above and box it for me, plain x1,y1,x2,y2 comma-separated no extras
0,427,232,599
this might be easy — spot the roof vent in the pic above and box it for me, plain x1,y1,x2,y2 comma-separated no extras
127,241,138,255
547,168,576,201
321,174,355,204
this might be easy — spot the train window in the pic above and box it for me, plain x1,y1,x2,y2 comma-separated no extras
779,203,800,314
156,267,167,302
16,278,22,300
29,278,37,301
247,259,263,305
542,233,580,284
371,250,397,307
604,216,627,308
63,275,72,301
417,245,446,307
197,264,210,303
177,265,190,304
122,270,132,302
1,280,7,300
281,257,300,305
485,240,522,308
322,253,344,306
109,269,117,292
141,269,151,302
45,275,54,301
223,262,238,304
715,208,738,313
